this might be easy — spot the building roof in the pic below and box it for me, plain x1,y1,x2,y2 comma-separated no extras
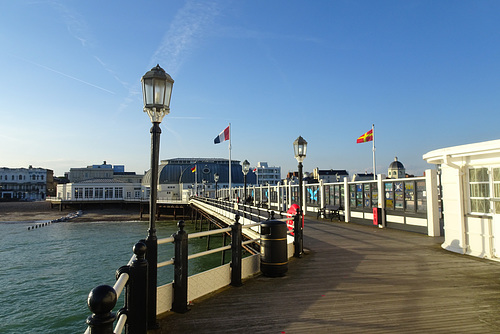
78,179,128,184
423,138,500,164
142,158,255,186
317,169,349,176
389,157,405,170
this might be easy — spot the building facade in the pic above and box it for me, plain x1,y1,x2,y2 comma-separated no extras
254,162,281,185
312,168,349,183
56,162,143,201
388,157,406,179
142,158,256,201
67,161,142,184
0,166,54,200
57,179,142,201
424,138,500,260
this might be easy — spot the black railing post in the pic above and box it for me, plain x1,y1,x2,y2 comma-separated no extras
146,121,160,330
294,210,303,258
172,220,189,313
86,285,117,334
126,242,148,334
231,215,243,287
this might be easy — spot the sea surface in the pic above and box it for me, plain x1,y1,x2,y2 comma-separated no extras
0,218,227,333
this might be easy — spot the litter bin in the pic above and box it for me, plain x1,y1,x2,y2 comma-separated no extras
260,220,288,277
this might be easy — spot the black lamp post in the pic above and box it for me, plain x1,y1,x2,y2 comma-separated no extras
242,160,250,201
141,64,174,329
293,135,307,258
214,173,219,199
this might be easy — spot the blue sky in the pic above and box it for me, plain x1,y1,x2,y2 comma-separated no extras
1,0,500,177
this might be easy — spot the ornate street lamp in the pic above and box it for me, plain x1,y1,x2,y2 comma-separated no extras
293,136,307,258
242,160,250,201
142,64,173,329
214,173,219,199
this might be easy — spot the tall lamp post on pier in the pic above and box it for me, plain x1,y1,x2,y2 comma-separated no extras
141,64,174,329
293,136,307,258
242,160,250,201
214,173,219,199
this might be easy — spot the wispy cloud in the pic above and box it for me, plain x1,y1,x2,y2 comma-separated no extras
151,0,221,75
50,1,90,47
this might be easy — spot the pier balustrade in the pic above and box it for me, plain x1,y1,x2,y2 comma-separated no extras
85,241,147,334
217,170,440,236
84,205,298,333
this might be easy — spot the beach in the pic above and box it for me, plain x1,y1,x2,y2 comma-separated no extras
0,201,142,222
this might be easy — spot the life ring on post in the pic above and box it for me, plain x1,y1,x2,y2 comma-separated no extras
286,203,304,235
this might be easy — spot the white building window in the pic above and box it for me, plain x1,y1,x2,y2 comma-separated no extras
468,167,500,214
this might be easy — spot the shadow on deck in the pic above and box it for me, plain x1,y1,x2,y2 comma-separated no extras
153,217,500,333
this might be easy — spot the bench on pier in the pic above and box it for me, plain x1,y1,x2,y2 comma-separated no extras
317,205,342,221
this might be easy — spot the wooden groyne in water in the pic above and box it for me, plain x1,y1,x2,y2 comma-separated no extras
27,210,83,230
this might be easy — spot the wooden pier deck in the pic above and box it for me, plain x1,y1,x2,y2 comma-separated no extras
154,217,500,333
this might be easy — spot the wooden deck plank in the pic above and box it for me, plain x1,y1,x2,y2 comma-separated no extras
153,218,500,333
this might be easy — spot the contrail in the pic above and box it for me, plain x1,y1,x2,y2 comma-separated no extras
13,54,115,94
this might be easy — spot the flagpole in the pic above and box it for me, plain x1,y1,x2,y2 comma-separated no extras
372,123,376,180
195,163,198,196
228,122,232,200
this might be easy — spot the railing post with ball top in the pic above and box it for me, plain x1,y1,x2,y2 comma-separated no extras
172,220,189,313
231,215,243,287
86,285,117,334
126,241,148,333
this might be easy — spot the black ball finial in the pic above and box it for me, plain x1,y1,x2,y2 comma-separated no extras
87,285,117,314
133,241,147,258
178,220,185,231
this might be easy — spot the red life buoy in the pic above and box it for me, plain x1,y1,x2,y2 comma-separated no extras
286,204,303,235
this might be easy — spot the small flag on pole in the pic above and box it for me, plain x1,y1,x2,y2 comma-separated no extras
191,166,196,173
214,126,230,144
356,129,373,143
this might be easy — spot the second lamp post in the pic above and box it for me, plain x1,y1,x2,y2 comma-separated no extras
141,64,174,329
293,136,307,258
242,160,250,202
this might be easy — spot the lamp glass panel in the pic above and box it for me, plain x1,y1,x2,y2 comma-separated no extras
154,79,166,105
143,78,154,106
164,83,173,108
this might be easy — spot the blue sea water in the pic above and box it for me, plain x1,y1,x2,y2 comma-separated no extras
0,219,225,334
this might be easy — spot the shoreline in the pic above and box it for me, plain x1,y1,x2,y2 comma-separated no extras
0,201,143,223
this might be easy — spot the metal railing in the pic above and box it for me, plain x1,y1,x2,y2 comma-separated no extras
84,196,303,334
85,243,146,334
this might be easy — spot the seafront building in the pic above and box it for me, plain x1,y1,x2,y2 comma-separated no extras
312,168,349,183
0,166,54,200
142,158,257,201
253,162,281,185
56,162,143,201
387,157,406,178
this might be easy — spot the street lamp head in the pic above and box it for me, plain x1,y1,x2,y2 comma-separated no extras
214,173,219,182
242,160,250,175
293,136,308,163
141,64,174,123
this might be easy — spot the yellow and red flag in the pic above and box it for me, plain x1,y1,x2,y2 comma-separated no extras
356,129,373,143
191,166,196,173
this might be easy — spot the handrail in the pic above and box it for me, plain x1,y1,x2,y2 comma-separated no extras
157,224,256,269
188,245,232,260
84,200,299,333
85,242,147,334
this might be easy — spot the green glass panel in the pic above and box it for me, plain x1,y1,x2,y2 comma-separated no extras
494,168,500,181
495,184,500,198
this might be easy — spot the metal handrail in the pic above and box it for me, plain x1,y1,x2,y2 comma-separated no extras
157,223,259,268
